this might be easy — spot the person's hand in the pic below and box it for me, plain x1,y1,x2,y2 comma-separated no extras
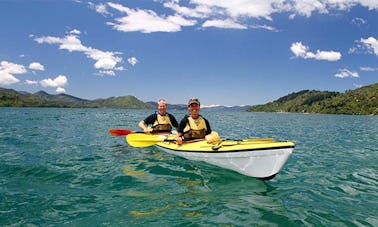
143,128,152,134
176,136,183,145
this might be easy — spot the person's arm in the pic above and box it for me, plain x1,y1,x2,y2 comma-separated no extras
138,120,150,133
138,114,155,133
205,118,212,135
169,113,179,128
175,118,187,145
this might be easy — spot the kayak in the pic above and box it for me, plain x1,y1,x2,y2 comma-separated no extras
153,138,294,180
125,133,294,180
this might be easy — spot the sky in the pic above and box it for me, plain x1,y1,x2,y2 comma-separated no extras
0,0,377,106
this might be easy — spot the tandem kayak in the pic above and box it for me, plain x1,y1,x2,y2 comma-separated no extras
125,133,295,180
154,139,294,180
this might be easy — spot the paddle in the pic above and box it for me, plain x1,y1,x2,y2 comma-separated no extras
108,129,135,136
126,133,174,147
211,138,275,150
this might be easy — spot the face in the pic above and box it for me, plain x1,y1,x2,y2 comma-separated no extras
158,101,167,114
188,103,200,117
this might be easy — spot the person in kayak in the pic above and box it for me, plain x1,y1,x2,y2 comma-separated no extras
176,98,212,145
138,99,179,134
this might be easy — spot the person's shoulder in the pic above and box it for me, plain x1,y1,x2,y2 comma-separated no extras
146,112,157,119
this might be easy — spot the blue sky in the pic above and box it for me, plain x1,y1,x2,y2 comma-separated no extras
0,0,377,106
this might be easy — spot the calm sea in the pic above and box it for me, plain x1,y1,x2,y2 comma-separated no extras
0,107,377,226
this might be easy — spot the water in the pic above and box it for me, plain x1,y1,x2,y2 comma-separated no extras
0,107,377,226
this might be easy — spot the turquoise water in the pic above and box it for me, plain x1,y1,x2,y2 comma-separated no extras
1,107,377,226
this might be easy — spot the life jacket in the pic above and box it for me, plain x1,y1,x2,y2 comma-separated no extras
152,113,172,132
182,115,207,139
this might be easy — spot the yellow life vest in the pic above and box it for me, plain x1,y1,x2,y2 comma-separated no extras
152,114,172,132
183,116,207,139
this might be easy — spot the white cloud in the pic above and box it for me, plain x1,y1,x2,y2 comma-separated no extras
349,37,378,55
360,66,378,72
34,32,124,74
127,57,138,66
99,70,116,76
360,37,378,55
29,62,45,71
202,19,247,29
163,1,211,18
0,61,27,85
89,1,378,34
290,42,341,61
68,29,81,35
290,42,309,58
56,87,66,93
26,80,39,85
351,17,367,26
88,2,111,16
40,75,68,88
107,2,196,33
335,68,359,78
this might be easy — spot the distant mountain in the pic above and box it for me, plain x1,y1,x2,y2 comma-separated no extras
1,83,377,115
88,96,152,109
0,87,150,109
201,105,252,111
247,83,378,115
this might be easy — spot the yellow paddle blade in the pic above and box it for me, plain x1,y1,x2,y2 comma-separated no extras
126,133,167,147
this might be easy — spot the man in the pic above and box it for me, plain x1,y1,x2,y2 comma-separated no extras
176,98,212,145
138,99,178,134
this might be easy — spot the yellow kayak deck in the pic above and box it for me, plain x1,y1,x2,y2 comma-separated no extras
156,137,295,153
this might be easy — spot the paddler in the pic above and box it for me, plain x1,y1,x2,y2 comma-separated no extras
176,98,212,145
138,99,178,134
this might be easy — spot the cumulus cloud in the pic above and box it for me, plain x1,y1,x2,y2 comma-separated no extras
39,75,68,94
90,1,378,32
290,42,341,61
335,68,359,78
56,87,66,93
0,61,27,85
40,75,68,88
29,62,45,71
106,2,196,33
34,30,124,76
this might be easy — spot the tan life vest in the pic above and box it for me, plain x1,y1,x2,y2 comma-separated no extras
152,114,172,132
183,116,207,139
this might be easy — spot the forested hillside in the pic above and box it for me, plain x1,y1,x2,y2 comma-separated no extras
247,83,377,115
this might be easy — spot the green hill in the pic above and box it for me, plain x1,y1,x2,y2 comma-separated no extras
0,87,152,109
87,96,153,109
1,83,377,115
247,83,378,115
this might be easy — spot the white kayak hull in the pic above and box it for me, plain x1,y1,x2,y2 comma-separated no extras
154,140,294,180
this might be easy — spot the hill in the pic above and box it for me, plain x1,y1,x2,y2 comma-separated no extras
1,83,377,115
247,83,378,115
0,88,151,109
